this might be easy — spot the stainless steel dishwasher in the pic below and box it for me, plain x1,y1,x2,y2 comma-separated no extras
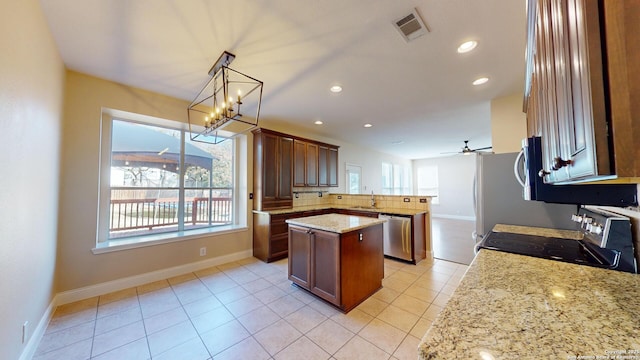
379,213,413,262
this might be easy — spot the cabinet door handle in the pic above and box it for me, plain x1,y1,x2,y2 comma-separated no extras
359,233,363,242
551,157,572,171
538,169,551,178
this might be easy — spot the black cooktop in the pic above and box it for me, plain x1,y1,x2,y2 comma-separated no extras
478,231,616,268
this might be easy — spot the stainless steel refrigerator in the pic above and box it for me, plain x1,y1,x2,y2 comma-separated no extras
474,152,577,242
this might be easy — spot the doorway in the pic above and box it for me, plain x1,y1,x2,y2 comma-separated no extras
345,164,361,194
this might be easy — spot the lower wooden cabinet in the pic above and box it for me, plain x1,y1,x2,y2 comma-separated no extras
253,213,291,262
288,224,383,312
253,209,332,263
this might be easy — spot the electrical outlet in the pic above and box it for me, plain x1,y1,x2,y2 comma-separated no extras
420,198,427,203
403,198,410,202
199,247,206,256
22,321,29,344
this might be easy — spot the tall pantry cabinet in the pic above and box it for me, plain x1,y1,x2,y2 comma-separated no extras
252,128,293,210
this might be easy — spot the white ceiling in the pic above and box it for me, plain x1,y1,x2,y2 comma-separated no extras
40,0,526,159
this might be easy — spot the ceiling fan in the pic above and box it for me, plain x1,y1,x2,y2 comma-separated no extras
442,140,493,155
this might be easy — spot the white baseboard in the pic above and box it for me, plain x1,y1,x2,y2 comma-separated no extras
19,298,56,360
431,214,476,221
55,249,252,306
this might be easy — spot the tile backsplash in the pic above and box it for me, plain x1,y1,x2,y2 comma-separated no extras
291,189,432,211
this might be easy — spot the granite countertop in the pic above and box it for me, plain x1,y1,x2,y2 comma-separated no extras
418,249,640,359
285,213,386,234
253,205,426,216
492,223,583,240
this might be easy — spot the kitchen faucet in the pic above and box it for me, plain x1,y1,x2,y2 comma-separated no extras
370,191,376,208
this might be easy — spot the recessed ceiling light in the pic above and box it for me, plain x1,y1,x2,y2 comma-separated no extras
457,40,478,53
472,77,489,86
314,120,323,125
330,85,343,93
364,123,373,128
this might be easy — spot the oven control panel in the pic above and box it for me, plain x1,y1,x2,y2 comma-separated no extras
572,208,630,248
572,207,636,273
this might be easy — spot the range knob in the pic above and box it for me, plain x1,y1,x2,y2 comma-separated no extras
593,224,603,235
571,214,582,222
582,216,593,224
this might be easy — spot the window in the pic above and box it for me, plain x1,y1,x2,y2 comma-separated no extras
416,166,439,204
97,113,242,249
381,162,411,195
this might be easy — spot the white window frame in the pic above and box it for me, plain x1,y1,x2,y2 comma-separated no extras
381,162,411,195
416,165,440,204
94,109,247,253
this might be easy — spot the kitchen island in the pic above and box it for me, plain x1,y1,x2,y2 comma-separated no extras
286,213,385,312
418,248,640,359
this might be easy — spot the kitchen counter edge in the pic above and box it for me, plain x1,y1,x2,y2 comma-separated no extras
253,205,427,216
285,213,386,234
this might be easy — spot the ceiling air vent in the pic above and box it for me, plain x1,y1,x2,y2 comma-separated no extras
393,8,429,42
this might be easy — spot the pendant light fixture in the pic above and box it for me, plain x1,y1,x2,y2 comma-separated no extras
187,51,263,144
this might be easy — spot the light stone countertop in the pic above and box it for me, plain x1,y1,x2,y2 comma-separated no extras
492,223,583,240
253,205,426,216
418,248,640,359
285,213,386,233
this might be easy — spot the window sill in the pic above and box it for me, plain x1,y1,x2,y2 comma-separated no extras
92,224,248,254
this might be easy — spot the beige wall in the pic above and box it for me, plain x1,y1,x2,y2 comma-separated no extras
0,0,65,358
490,93,527,153
56,71,252,292
412,154,476,219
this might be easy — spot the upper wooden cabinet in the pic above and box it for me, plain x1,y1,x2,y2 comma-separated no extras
524,0,640,183
253,129,293,210
318,146,339,187
293,139,338,188
254,128,339,209
294,140,318,186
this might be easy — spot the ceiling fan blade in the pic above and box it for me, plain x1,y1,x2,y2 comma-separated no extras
473,146,492,151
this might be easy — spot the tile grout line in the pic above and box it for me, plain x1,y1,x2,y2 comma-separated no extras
35,257,466,360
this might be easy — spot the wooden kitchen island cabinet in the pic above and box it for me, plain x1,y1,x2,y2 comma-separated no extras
286,214,385,312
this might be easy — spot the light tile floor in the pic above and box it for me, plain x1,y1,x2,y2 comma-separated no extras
33,257,468,360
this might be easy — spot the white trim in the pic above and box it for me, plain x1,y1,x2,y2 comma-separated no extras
56,249,252,305
92,226,248,254
19,298,56,360
431,214,476,221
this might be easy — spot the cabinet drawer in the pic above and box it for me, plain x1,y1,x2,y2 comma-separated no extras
271,234,288,254
271,221,289,236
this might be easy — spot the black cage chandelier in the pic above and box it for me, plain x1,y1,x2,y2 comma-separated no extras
188,51,263,144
